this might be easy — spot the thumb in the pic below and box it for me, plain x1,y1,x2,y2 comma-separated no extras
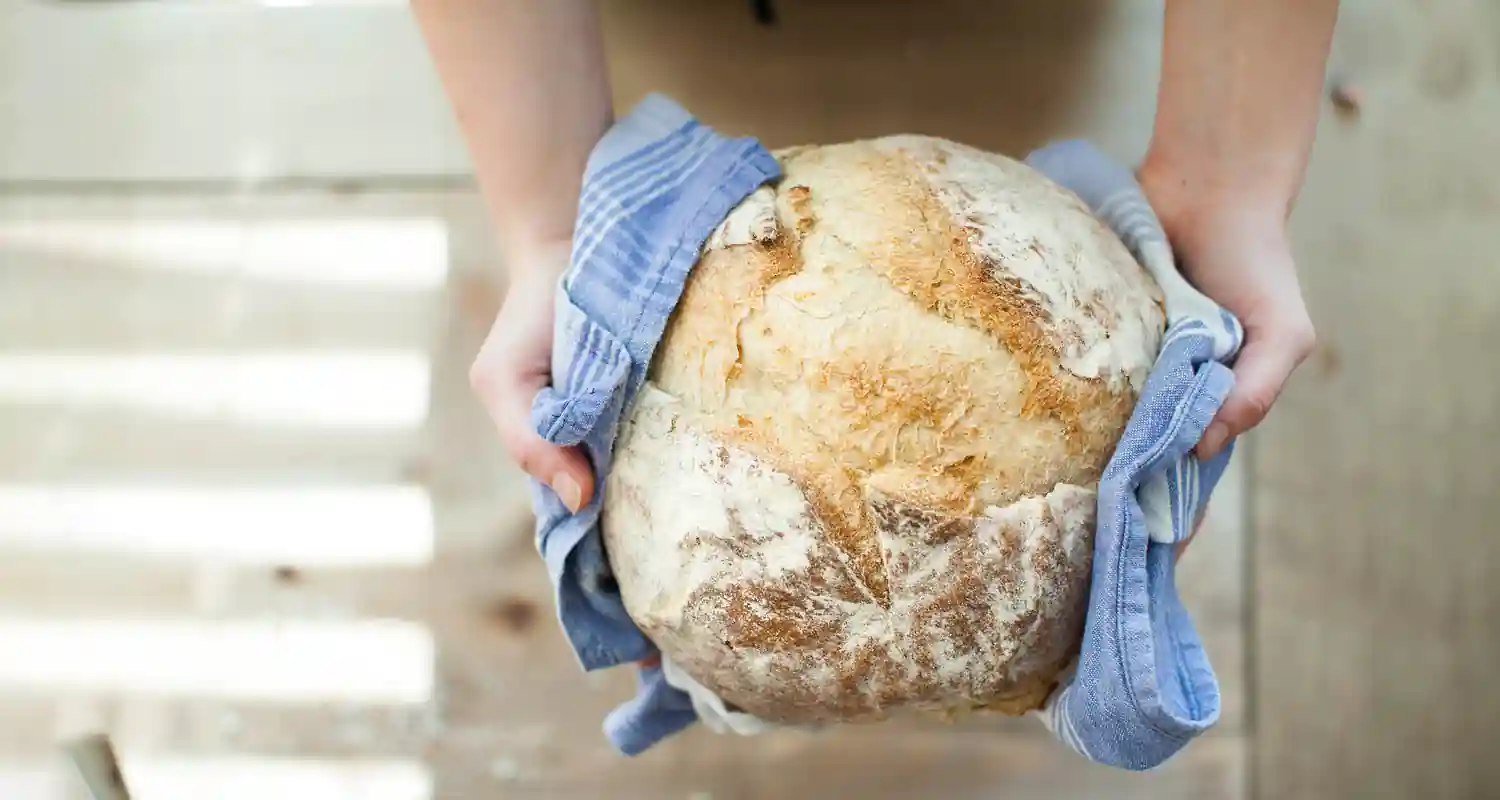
477,374,597,514
1195,322,1315,460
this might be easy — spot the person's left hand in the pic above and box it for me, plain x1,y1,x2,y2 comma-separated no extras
1136,167,1315,562
1138,170,1318,463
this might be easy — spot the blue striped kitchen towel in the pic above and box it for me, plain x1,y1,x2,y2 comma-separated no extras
1022,139,1244,770
526,93,782,754
527,92,1244,769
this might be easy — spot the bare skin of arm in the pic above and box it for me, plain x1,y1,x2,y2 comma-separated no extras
410,0,1339,528
411,0,612,512
411,0,610,267
1140,0,1340,463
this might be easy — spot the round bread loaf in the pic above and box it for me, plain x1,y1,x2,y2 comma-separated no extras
600,134,1165,726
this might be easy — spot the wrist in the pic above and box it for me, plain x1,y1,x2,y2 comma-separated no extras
1136,153,1290,252
500,233,573,288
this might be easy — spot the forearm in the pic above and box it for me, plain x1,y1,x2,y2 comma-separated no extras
1142,0,1339,222
411,0,612,273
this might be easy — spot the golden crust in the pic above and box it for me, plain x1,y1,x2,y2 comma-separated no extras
605,135,1164,724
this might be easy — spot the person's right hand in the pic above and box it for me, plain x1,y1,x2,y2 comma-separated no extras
468,242,596,514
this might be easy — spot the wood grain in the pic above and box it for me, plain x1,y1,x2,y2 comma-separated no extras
1254,2,1500,797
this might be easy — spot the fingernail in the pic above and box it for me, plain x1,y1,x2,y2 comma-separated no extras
1198,422,1228,459
551,471,582,513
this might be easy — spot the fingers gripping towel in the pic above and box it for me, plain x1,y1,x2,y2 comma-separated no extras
528,93,1245,769
1021,140,1244,770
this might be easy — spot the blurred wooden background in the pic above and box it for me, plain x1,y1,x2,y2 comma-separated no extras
0,0,1495,797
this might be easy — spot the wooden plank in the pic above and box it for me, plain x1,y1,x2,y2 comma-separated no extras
1254,2,1500,797
0,269,442,353
600,0,1167,160
0,407,426,483
0,2,466,183
0,193,462,351
445,733,1245,800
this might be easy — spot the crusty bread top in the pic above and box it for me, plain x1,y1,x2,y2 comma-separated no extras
601,135,1164,725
